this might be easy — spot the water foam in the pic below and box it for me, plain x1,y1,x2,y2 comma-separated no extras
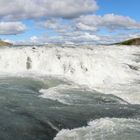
39,84,129,105
0,45,140,103
39,84,77,105
54,118,140,140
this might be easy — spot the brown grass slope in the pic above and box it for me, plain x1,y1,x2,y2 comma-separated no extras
0,40,13,46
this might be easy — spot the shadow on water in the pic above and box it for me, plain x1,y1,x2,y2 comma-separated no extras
0,77,140,140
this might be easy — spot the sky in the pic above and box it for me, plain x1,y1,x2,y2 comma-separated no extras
0,0,140,45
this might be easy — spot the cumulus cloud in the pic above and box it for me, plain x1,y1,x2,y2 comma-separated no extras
0,22,26,35
0,0,98,20
75,14,140,31
37,13,140,44
39,18,72,33
40,14,140,36
30,36,39,44
44,31,101,44
64,31,100,41
1,0,140,45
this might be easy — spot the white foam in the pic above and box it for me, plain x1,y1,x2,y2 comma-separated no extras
54,118,140,140
39,83,129,105
0,45,140,103
39,84,78,105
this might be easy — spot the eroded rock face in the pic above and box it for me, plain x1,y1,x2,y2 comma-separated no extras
26,57,32,70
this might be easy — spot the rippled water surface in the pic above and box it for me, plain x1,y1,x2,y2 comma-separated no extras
0,45,140,140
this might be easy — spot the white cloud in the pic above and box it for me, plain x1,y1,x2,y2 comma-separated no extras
39,18,72,33
30,36,39,44
36,13,140,44
0,1,140,45
75,14,140,31
0,22,26,35
46,31,101,44
0,0,98,20
9,31,140,45
39,14,140,44
76,22,97,31
70,32,100,42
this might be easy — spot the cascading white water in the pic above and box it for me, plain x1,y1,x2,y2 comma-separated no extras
0,45,139,85
0,45,140,140
0,45,140,103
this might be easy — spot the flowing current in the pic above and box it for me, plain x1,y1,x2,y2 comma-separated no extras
0,45,140,140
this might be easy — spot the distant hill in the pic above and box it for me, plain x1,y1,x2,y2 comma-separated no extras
0,40,13,46
116,38,140,46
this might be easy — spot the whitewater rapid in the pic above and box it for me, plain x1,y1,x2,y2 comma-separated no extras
0,45,140,104
54,118,140,140
0,45,140,140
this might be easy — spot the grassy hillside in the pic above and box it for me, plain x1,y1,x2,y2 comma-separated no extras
0,40,13,46
116,38,140,45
